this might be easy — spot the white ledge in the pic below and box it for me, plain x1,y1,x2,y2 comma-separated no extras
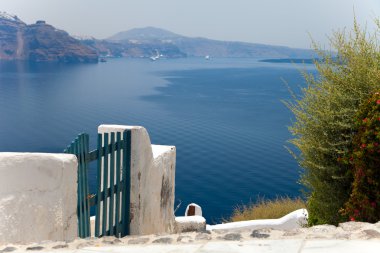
206,209,308,231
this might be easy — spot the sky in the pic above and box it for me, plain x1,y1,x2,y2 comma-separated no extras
1,0,379,49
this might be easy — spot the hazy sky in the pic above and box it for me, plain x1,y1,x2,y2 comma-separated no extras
1,0,379,49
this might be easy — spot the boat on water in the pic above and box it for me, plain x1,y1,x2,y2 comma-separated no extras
99,57,107,63
205,55,210,60
150,56,159,61
150,50,160,61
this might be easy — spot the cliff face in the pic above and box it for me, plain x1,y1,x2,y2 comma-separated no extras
0,13,98,63
0,13,26,60
23,22,98,63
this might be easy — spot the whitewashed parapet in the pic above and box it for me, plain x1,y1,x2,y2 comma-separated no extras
206,209,309,231
98,125,176,235
0,153,78,245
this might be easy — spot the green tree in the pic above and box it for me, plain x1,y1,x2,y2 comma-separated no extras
287,20,380,225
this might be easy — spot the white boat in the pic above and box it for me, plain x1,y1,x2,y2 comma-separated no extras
205,55,210,60
150,50,160,61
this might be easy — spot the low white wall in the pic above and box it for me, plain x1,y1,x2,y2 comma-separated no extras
206,209,308,231
175,216,206,233
0,153,78,245
98,125,176,235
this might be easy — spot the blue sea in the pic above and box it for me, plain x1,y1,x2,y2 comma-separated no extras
0,58,316,223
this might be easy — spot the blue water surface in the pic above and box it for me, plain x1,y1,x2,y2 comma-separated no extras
0,58,315,223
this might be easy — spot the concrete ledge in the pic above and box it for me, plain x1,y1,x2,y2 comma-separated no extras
0,152,78,245
207,209,308,231
175,216,207,233
152,145,175,159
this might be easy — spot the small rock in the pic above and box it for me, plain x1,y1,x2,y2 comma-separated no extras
102,236,120,245
1,247,17,252
334,233,350,239
306,234,328,239
113,238,122,244
195,232,212,241
309,225,336,233
251,230,270,239
26,246,44,251
128,237,150,245
76,242,94,249
283,230,301,236
363,229,380,239
212,229,226,234
52,244,68,249
257,228,271,233
177,235,193,243
152,237,173,244
223,233,242,241
339,221,369,231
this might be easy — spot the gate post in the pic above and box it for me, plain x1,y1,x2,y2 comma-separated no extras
98,125,176,235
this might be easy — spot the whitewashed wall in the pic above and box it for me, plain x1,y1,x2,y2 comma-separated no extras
0,153,78,245
98,125,176,235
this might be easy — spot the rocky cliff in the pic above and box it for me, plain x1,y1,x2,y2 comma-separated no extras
78,27,316,59
0,13,315,61
78,37,186,58
0,12,98,63
107,27,315,59
0,13,26,60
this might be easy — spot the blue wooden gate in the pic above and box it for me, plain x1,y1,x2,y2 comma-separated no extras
64,130,132,238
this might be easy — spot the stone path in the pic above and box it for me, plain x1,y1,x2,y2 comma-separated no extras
1,221,379,252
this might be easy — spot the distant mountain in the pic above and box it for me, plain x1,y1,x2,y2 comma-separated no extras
0,12,315,62
0,12,98,63
107,27,315,58
109,26,180,41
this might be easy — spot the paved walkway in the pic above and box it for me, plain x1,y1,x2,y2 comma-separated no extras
1,221,379,252
73,239,380,253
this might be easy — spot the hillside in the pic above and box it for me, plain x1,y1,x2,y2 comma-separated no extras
0,13,315,61
79,37,186,58
109,26,180,41
0,12,98,63
107,27,315,58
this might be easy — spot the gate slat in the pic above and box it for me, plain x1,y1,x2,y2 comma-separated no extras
102,133,109,236
78,136,84,238
74,138,84,238
79,135,86,237
84,134,91,236
121,130,131,236
95,134,102,237
80,134,90,237
121,132,127,236
109,133,115,236
115,132,121,237
125,130,132,236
